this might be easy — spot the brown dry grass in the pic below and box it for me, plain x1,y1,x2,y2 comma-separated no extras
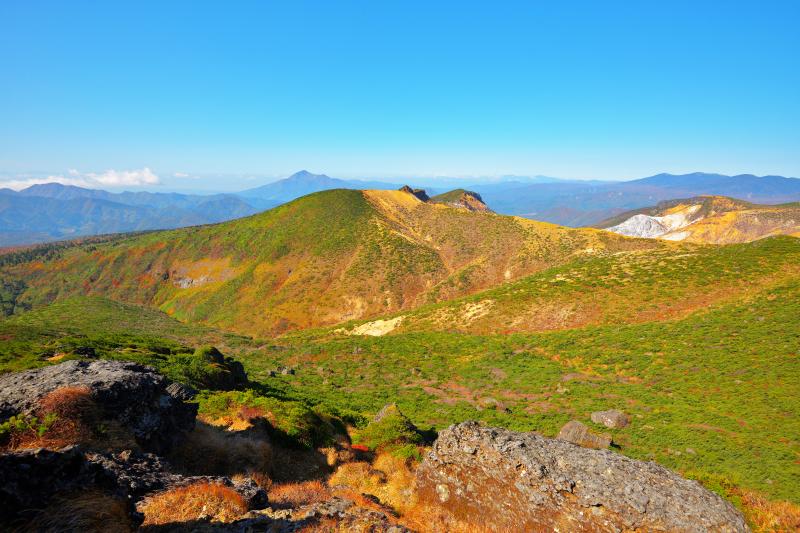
270,444,332,482
737,489,800,532
326,451,496,532
269,480,332,509
139,482,247,525
400,503,495,533
327,453,416,514
6,386,99,450
20,491,134,533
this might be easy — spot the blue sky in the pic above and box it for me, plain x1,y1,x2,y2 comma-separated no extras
1,1,798,191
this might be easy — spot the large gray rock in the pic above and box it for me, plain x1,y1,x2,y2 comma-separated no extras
415,421,749,532
0,359,197,454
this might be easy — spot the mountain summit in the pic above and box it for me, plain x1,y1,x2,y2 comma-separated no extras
237,170,402,205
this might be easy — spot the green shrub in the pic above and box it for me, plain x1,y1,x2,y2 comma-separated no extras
196,390,339,448
354,404,424,453
0,413,58,447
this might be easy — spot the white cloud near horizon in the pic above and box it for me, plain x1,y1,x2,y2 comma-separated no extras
0,168,161,191
85,167,160,186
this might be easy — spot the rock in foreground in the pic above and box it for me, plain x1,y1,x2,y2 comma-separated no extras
415,421,749,532
0,446,267,526
0,360,197,453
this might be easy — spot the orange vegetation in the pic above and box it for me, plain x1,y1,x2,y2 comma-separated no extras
139,482,246,525
5,386,98,450
736,489,800,532
269,480,331,509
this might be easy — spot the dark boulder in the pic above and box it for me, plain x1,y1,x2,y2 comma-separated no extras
398,185,430,202
415,421,749,532
0,359,197,454
0,446,125,524
0,445,268,526
86,448,268,510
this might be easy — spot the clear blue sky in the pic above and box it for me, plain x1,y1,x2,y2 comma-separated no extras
1,1,798,191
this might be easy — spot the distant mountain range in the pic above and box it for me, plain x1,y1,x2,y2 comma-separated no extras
469,172,800,226
0,184,259,246
1,170,799,246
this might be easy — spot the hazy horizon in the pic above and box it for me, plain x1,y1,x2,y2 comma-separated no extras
3,169,800,195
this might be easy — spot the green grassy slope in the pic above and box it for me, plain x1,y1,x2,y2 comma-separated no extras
0,296,349,449
1,238,798,507
0,296,253,373
1,188,659,336
251,278,800,503
328,236,800,335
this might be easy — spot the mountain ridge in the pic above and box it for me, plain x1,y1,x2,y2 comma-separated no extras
472,172,800,226
0,187,659,335
4,171,800,246
598,195,800,243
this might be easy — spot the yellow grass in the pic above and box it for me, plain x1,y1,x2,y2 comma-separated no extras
328,453,416,514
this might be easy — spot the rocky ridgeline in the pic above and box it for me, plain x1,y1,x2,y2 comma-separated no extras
415,421,749,532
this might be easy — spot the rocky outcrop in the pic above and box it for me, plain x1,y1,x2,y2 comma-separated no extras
557,420,612,449
0,446,122,524
591,409,630,429
398,185,430,202
0,445,268,526
415,421,749,532
430,189,492,212
87,448,267,509
607,213,671,238
0,360,196,454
